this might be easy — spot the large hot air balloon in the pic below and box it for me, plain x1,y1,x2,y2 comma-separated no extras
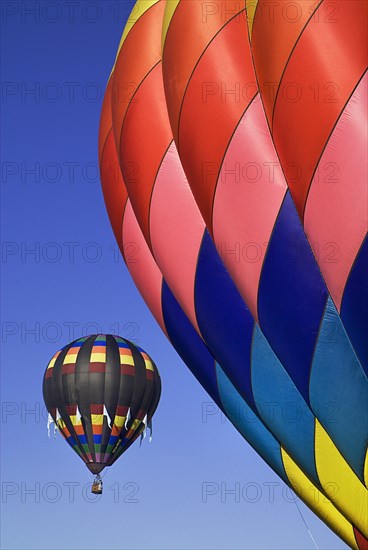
99,69,366,549
99,1,367,547
249,0,367,373
43,335,161,493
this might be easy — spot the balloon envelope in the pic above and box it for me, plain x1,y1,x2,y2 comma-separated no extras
99,0,368,547
43,334,161,474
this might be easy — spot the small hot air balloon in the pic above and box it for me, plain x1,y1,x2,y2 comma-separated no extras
43,334,161,493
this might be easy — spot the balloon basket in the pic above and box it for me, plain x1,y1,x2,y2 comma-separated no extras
91,474,103,495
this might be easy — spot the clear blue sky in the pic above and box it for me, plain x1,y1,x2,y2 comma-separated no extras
1,2,347,549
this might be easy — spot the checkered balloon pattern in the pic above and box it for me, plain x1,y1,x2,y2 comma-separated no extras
43,335,161,474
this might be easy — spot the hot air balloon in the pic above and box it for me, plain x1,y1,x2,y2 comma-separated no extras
162,0,367,480
249,0,368,373
98,0,367,547
99,69,366,549
162,0,367,539
43,335,161,493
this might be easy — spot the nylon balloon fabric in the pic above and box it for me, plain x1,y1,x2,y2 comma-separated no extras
99,1,368,548
248,0,368,372
162,0,367,537
43,335,161,474
100,65,364,550
161,0,367,478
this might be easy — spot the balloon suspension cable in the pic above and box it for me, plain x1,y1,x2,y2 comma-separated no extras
292,491,319,550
